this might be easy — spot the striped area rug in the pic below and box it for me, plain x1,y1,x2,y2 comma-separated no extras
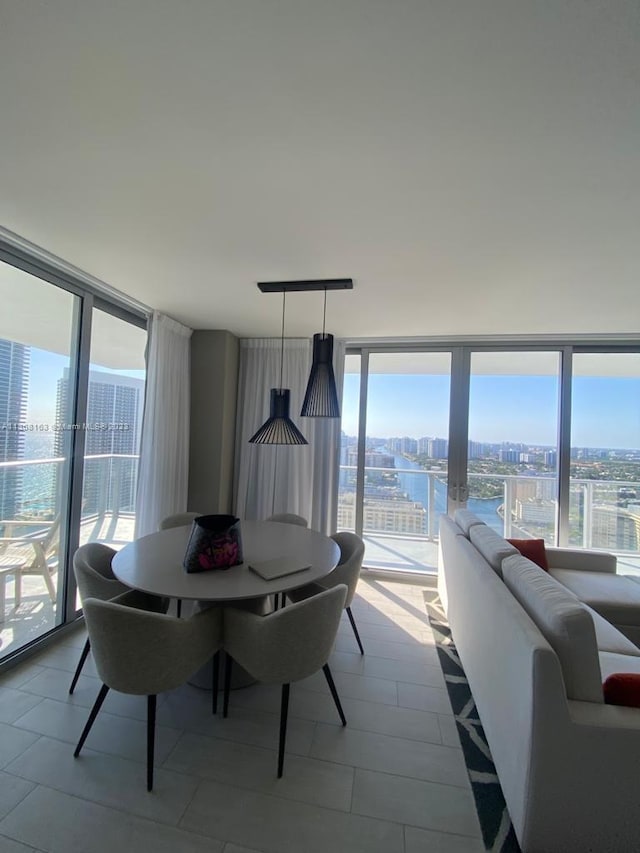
423,589,521,853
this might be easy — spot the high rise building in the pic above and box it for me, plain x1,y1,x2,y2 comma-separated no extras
0,340,29,520
55,369,144,515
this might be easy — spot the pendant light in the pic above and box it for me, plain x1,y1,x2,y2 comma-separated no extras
300,286,341,418
249,290,308,445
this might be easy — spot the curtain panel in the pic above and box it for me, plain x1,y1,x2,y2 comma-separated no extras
134,312,193,537
233,337,345,534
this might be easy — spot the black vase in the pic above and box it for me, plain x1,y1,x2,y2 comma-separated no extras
183,515,243,573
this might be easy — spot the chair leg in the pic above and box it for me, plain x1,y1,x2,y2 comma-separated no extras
41,566,56,603
323,664,346,726
14,572,21,607
69,638,91,694
223,652,233,718
147,695,156,792
176,599,182,618
277,683,290,778
346,606,364,655
212,651,220,714
74,683,109,757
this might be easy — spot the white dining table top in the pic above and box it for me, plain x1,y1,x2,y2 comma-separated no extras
111,520,340,602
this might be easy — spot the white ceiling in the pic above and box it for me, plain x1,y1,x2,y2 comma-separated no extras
1,0,639,340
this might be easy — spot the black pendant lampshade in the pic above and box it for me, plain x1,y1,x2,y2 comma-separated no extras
300,333,341,418
249,389,308,445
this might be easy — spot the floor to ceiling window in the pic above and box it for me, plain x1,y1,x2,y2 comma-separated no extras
0,246,147,663
569,352,640,575
339,351,451,571
342,344,640,576
468,351,560,541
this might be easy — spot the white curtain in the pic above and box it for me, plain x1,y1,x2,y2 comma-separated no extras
134,312,193,537
233,337,345,534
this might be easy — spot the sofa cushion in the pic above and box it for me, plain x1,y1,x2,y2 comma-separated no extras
502,554,603,702
549,569,640,628
584,604,640,656
507,538,549,571
469,524,518,577
603,673,640,708
453,509,484,536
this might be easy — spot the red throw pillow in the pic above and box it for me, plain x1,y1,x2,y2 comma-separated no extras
603,673,640,708
507,538,549,572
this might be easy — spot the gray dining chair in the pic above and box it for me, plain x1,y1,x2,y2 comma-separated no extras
74,594,222,791
222,584,348,777
69,543,168,694
159,512,202,530
265,513,308,527
158,512,203,617
287,531,366,654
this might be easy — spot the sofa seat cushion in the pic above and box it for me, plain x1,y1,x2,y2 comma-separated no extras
584,604,640,656
453,509,484,536
502,554,603,702
469,525,518,577
549,569,640,628
598,651,640,681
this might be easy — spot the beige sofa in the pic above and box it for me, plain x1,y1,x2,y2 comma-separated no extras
439,509,640,853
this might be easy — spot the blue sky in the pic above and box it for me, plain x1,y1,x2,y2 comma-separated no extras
342,373,640,449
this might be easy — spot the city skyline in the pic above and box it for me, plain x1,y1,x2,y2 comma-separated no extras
342,372,640,450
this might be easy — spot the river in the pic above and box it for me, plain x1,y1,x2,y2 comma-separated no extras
388,451,503,530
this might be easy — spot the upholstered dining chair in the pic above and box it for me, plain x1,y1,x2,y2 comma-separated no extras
159,511,202,530
265,513,308,527
222,584,348,777
69,543,167,695
287,531,366,654
74,595,222,791
158,512,203,617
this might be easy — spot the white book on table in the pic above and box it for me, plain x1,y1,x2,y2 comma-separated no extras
248,556,311,581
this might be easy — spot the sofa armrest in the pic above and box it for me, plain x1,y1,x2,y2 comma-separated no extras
546,547,616,573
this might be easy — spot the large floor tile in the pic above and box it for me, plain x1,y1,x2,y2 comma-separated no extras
0,834,43,853
30,645,99,678
397,681,453,715
0,723,40,770
0,785,223,853
0,689,43,725
0,771,35,821
12,698,182,766
310,723,468,787
5,736,200,826
334,633,438,664
298,668,399,706
180,779,404,853
353,768,481,838
164,731,354,811
0,663,45,690
340,695,442,744
404,825,485,853
158,691,315,756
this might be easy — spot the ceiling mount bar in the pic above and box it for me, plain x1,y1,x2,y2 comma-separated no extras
257,279,353,293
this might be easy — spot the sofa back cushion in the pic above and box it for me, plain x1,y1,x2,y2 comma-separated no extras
502,554,603,703
469,524,518,577
453,509,484,536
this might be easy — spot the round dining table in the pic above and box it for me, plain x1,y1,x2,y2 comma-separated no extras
112,519,340,604
112,519,341,690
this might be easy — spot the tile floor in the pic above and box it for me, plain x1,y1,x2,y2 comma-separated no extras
0,577,484,853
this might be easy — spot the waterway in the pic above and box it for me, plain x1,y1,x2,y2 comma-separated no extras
388,451,503,531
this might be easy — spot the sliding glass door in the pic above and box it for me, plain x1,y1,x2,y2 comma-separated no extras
0,249,147,664
570,352,640,574
339,350,451,571
342,343,640,575
467,351,560,540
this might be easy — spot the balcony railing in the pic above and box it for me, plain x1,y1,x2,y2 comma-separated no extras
0,453,139,541
338,464,640,572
